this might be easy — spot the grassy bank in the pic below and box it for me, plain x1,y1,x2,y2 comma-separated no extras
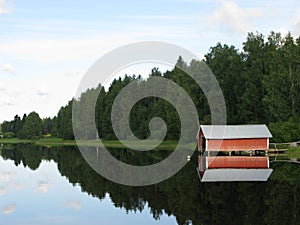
36,138,179,150
269,143,300,159
0,138,34,144
1,138,300,156
0,138,180,150
285,147,300,159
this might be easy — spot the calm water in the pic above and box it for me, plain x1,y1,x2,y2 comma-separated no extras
0,144,300,225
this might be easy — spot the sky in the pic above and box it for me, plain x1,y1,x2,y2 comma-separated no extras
0,157,177,224
0,0,300,121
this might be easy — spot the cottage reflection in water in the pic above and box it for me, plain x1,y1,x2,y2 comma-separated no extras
197,125,273,182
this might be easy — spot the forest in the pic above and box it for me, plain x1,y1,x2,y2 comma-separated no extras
1,31,300,143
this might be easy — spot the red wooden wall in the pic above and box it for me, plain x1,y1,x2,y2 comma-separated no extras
205,138,268,151
198,130,203,150
206,156,269,169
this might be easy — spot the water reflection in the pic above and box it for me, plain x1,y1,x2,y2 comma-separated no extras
0,144,300,225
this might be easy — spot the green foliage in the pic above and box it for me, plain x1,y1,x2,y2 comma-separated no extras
269,119,300,142
2,31,300,142
205,43,244,123
56,100,74,140
3,132,15,139
286,147,300,159
19,112,42,139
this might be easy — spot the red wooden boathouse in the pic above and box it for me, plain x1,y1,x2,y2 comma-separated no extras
198,124,272,152
197,125,273,182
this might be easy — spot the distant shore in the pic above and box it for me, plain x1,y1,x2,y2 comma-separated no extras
1,138,300,158
0,138,179,150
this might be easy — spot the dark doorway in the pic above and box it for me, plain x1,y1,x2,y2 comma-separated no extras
201,136,206,150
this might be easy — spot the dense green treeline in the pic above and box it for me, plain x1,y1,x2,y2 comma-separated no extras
1,112,44,139
1,31,300,142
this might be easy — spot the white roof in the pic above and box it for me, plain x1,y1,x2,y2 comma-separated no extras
200,168,273,182
200,124,272,139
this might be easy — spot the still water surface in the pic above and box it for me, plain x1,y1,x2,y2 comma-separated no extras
0,144,299,225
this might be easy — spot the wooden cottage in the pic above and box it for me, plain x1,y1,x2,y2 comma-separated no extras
198,125,272,152
197,125,273,182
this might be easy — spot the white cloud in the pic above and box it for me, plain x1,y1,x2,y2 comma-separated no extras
36,87,48,97
0,187,6,196
64,200,81,210
0,71,81,121
37,181,50,193
0,94,14,106
0,85,5,92
64,67,83,77
0,37,132,63
0,25,199,64
176,0,211,2
2,204,16,215
292,8,300,35
0,0,12,14
120,14,197,21
12,183,22,190
0,81,19,108
210,0,263,34
0,62,16,74
0,172,13,182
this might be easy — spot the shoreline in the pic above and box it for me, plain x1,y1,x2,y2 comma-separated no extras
0,138,179,150
1,138,300,158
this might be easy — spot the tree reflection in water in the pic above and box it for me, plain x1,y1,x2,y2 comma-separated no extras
0,144,299,225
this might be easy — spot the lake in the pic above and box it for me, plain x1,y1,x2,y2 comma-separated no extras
0,144,299,225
